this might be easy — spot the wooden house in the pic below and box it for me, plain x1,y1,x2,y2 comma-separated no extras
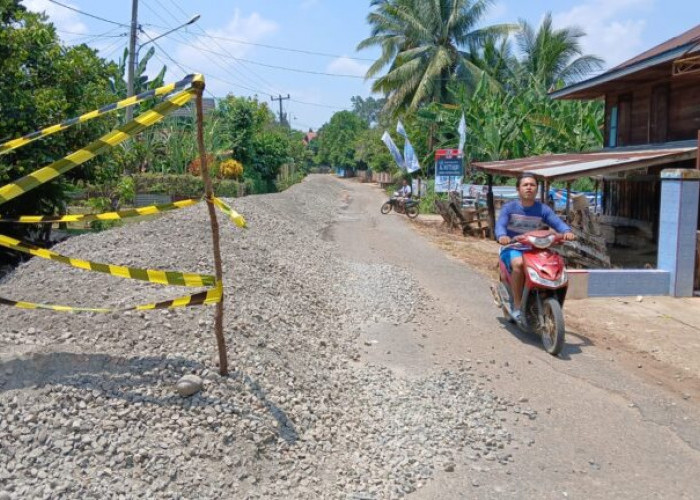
473,23,700,267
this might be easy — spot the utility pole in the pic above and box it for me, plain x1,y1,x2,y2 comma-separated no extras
126,0,139,123
271,94,290,126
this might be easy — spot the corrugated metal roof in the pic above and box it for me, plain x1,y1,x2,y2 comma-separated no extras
614,24,700,69
550,24,700,100
471,144,697,182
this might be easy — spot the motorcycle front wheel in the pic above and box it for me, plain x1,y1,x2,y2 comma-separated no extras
405,205,419,219
540,297,565,356
381,202,392,214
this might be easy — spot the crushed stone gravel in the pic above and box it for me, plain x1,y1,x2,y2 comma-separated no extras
0,176,519,499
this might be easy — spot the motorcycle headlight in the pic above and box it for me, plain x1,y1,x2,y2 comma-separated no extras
527,268,568,287
528,234,555,249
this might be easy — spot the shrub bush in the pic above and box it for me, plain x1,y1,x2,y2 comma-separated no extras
133,174,245,199
219,159,244,179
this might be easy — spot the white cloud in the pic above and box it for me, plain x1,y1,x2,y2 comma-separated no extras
552,0,653,68
169,10,278,95
22,0,88,35
326,56,369,77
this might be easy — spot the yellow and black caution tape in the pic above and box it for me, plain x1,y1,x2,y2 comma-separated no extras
0,198,200,224
0,74,203,156
0,88,196,206
0,196,246,227
0,232,216,287
0,73,246,313
0,281,222,313
212,196,247,228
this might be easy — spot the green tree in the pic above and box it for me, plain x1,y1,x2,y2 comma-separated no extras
350,95,387,126
516,12,604,89
316,111,368,168
0,1,119,250
357,0,513,113
353,128,395,172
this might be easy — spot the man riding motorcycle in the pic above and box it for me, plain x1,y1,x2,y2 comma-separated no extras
397,179,412,210
495,173,575,323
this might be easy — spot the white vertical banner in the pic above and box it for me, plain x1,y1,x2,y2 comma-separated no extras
396,120,421,173
457,113,467,154
381,131,405,170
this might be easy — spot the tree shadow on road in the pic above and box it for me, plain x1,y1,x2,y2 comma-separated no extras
0,351,298,444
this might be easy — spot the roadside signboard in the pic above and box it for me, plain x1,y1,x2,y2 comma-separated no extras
435,149,464,193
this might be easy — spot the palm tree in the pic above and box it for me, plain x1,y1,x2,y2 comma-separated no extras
516,12,604,90
357,0,514,114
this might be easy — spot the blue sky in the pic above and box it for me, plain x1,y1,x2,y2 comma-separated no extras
22,0,697,131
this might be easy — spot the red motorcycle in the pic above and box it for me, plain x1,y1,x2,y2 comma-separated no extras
492,230,569,355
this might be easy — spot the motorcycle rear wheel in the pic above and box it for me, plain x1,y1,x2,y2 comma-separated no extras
405,205,419,219
381,202,392,214
540,297,565,356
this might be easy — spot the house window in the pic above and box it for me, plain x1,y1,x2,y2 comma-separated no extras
609,106,618,148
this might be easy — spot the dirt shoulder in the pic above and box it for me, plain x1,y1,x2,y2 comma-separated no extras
411,215,700,402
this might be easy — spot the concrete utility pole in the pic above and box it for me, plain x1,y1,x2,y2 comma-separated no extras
271,94,290,125
126,0,139,123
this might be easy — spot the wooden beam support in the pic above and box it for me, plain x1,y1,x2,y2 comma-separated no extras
487,175,496,238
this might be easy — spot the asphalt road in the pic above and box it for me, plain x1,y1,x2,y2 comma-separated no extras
327,176,700,499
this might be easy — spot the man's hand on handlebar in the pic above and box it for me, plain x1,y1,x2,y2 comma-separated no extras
498,236,511,245
562,232,576,241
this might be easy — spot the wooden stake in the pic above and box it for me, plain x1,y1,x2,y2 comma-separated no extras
696,130,699,170
194,85,228,376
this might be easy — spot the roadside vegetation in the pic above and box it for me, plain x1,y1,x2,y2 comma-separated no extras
318,0,605,204
0,0,315,269
0,0,605,267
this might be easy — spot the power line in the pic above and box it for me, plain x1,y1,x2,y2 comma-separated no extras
139,1,277,96
162,35,370,79
144,22,375,62
98,38,130,61
289,98,348,111
142,0,283,96
56,28,127,38
164,0,285,95
47,0,130,28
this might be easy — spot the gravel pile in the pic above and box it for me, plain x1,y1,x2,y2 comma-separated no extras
0,176,517,499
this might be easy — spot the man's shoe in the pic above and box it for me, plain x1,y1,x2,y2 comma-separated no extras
512,310,523,325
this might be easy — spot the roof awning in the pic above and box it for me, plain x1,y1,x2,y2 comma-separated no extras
471,144,697,182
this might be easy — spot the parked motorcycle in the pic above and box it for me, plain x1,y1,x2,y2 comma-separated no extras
492,230,569,355
381,194,419,219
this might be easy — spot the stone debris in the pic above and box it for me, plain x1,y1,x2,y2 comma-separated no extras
176,374,203,397
0,176,516,498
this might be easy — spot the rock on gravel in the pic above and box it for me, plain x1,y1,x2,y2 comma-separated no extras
175,374,203,397
0,175,517,499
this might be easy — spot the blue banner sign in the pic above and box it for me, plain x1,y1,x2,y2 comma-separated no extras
436,156,463,176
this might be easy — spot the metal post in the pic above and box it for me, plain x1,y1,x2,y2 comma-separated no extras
697,130,699,170
126,0,139,124
565,181,572,219
195,84,229,376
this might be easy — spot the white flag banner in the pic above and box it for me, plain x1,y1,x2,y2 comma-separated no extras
396,120,420,173
458,112,467,153
381,131,405,170
403,139,421,173
396,120,408,139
